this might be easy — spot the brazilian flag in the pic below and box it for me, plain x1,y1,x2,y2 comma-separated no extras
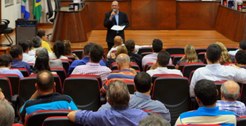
33,0,42,21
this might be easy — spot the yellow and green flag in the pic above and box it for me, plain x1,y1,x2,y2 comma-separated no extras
33,0,42,21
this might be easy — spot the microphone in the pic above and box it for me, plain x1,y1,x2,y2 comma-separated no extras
112,9,117,13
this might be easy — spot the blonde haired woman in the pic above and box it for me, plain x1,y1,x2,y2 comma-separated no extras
176,44,199,69
215,42,232,64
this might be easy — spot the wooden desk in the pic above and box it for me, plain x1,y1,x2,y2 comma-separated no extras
216,5,246,41
52,5,91,42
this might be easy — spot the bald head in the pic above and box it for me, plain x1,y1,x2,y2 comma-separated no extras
114,36,123,46
116,53,130,70
37,70,54,91
111,1,119,11
221,80,240,101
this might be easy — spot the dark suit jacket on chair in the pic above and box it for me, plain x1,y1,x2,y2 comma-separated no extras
104,11,129,46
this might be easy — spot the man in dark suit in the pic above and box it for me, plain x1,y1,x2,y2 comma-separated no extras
104,0,129,51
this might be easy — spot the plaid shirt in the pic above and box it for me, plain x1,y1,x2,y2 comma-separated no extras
216,100,246,116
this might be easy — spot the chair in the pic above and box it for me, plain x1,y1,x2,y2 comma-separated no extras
214,80,227,100
165,47,184,55
63,76,101,110
237,116,246,126
182,63,205,78
195,48,206,54
0,76,12,101
172,55,183,66
61,60,70,74
151,74,183,83
0,19,14,46
151,76,190,125
11,67,30,77
137,47,152,55
72,50,84,59
18,77,37,103
0,74,20,95
42,116,75,126
198,52,207,64
51,67,67,85
24,110,70,126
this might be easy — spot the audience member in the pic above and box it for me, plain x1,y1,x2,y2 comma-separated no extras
53,40,68,60
175,79,236,125
0,54,23,78
18,40,35,63
107,35,124,58
228,40,246,56
142,39,172,68
28,36,42,56
0,96,15,126
63,40,79,60
215,42,232,64
33,51,51,73
176,44,199,68
101,54,136,93
235,50,246,68
9,45,32,73
71,44,111,81
125,39,142,70
190,44,246,97
147,51,183,76
68,80,148,126
20,71,78,122
139,114,171,126
68,43,106,73
216,80,246,116
100,72,171,122
35,48,63,68
68,43,106,74
107,45,128,66
37,30,52,53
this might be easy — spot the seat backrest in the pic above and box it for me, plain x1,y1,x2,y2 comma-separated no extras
61,60,70,75
11,67,30,77
165,47,184,55
151,74,183,83
182,63,205,78
0,76,12,101
195,48,206,54
237,116,246,126
19,77,37,103
0,74,20,95
72,50,84,59
214,80,227,100
152,76,190,125
25,110,70,126
198,52,207,64
63,76,101,111
51,67,67,85
42,116,75,126
137,47,153,55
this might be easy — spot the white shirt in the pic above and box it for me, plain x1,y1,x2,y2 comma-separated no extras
22,53,35,63
190,63,246,97
147,67,183,77
71,62,112,81
142,53,173,67
228,49,239,56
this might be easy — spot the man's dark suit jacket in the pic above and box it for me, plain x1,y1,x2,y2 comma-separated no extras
104,11,129,45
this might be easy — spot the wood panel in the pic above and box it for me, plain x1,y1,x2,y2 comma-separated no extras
177,1,219,30
216,5,246,41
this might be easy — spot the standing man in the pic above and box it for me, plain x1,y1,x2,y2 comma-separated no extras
104,0,129,51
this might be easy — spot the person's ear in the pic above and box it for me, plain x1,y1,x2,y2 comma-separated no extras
35,83,38,90
195,97,202,106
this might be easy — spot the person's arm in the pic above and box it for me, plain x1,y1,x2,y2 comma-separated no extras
29,90,39,100
67,110,101,125
104,12,114,29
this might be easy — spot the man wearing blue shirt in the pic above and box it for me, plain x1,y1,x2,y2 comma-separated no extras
68,80,148,126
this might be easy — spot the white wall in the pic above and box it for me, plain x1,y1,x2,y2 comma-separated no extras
1,0,21,28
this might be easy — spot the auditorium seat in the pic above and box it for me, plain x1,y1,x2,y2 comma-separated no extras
11,67,30,77
63,75,101,110
0,74,20,95
182,63,205,78
151,75,190,125
165,47,184,55
0,76,12,101
24,110,70,126
42,116,75,126
72,50,84,59
237,116,246,126
137,47,152,55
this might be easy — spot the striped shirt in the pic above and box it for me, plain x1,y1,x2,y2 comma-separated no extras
216,100,246,116
175,106,236,126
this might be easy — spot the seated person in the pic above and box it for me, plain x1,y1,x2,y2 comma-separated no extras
0,54,23,78
190,44,246,97
216,80,246,116
68,80,148,126
68,43,106,74
28,36,43,56
139,114,171,126
19,70,78,122
9,45,32,73
176,44,200,69
36,48,63,68
19,40,35,63
63,40,79,60
53,40,68,60
228,40,246,56
107,45,128,67
125,39,142,70
147,51,183,76
0,90,15,126
142,39,172,68
37,29,52,53
175,79,236,125
100,72,171,122
71,44,111,82
235,50,246,68
107,35,124,58
215,42,232,65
